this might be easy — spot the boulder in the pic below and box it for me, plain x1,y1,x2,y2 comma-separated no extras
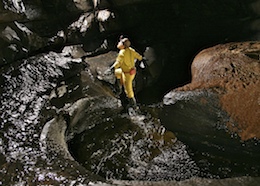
161,41,260,177
178,41,260,141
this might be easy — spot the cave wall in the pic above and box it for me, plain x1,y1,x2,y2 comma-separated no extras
0,0,260,94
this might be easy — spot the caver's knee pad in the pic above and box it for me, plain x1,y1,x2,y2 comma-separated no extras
114,68,123,79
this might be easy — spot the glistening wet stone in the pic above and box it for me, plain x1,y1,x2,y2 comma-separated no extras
68,106,199,181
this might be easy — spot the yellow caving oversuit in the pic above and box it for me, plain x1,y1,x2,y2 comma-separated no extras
112,38,142,107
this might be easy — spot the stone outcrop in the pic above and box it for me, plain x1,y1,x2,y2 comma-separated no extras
161,41,260,177
178,41,260,141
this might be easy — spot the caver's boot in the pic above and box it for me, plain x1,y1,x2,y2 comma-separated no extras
115,79,122,96
129,97,137,109
128,97,141,116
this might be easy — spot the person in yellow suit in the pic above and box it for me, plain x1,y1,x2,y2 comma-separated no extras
111,37,143,108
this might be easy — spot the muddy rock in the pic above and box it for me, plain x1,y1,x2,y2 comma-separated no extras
179,41,260,141
161,42,260,177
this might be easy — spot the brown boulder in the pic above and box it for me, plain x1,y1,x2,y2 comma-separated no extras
179,41,260,141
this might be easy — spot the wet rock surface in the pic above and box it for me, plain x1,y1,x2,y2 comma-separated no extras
0,52,108,184
0,53,75,183
68,105,198,181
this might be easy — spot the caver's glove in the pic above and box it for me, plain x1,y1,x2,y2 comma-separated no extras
104,66,114,75
139,57,147,69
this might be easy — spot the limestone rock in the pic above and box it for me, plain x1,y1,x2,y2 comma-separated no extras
161,42,260,177
179,41,260,141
